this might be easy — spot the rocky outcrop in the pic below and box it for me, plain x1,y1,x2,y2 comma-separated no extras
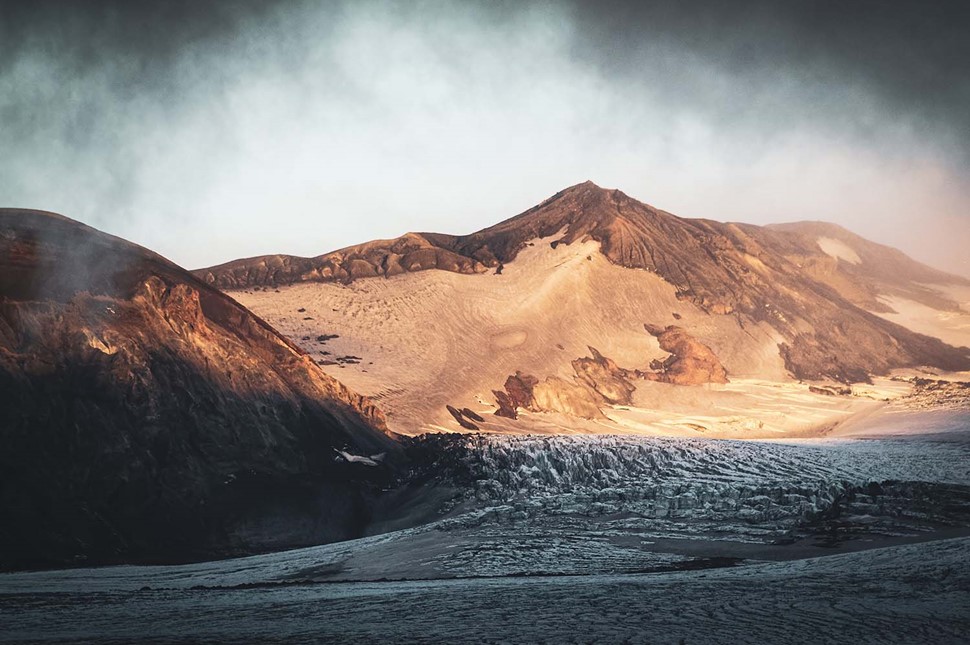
809,385,852,396
491,330,732,420
531,376,607,419
493,389,519,419
446,405,480,430
503,372,539,410
571,347,638,405
195,232,487,289
0,210,399,570
899,377,970,411
642,324,729,385
494,373,603,420
491,349,634,420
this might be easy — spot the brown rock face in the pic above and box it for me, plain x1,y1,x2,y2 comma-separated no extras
195,232,487,289
492,332,729,420
531,376,608,420
0,210,398,570
492,389,518,419
571,347,638,405
503,371,539,410
643,325,729,385
492,372,543,418
493,349,638,420
199,181,970,382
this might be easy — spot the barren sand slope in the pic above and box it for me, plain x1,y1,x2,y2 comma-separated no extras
232,235,940,437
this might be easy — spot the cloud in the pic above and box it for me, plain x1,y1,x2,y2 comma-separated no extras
0,0,968,276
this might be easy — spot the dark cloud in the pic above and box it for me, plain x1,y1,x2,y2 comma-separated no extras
566,0,970,159
0,0,968,275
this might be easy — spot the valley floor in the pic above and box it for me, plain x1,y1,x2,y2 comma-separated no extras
2,412,970,643
2,538,968,644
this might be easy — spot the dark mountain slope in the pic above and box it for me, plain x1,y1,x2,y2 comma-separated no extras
0,210,399,570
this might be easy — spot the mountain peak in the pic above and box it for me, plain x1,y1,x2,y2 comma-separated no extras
564,179,607,192
557,179,629,202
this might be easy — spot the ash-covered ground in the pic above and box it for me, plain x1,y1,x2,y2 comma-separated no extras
3,419,970,643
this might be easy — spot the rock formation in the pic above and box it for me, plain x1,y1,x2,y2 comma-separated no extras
571,347,638,405
492,343,666,421
447,404,480,430
196,232,487,289
642,325,729,385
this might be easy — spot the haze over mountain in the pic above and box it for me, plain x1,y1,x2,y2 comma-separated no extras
0,210,397,569
200,182,970,435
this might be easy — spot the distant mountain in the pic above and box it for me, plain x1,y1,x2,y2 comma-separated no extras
198,182,970,386
0,210,398,570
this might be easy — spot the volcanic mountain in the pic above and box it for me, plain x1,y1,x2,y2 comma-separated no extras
0,210,398,569
199,182,970,435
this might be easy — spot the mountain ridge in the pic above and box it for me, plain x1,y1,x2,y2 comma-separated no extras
196,182,970,384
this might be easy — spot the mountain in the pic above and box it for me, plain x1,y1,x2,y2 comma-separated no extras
0,210,398,570
198,182,970,435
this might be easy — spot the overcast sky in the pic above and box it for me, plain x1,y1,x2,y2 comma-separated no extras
2,0,969,275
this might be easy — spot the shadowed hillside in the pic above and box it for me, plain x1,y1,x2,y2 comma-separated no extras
0,210,399,570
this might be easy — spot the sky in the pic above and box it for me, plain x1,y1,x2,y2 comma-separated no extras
1,0,969,275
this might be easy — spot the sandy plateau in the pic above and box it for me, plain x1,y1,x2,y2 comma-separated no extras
231,233,968,439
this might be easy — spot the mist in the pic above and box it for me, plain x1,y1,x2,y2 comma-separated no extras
1,0,968,276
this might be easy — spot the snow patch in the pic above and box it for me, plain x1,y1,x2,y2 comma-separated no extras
817,237,861,264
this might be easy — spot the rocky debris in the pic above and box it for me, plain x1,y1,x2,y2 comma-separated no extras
809,385,852,396
896,377,970,411
447,405,480,430
643,324,729,385
0,210,399,570
317,334,339,342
